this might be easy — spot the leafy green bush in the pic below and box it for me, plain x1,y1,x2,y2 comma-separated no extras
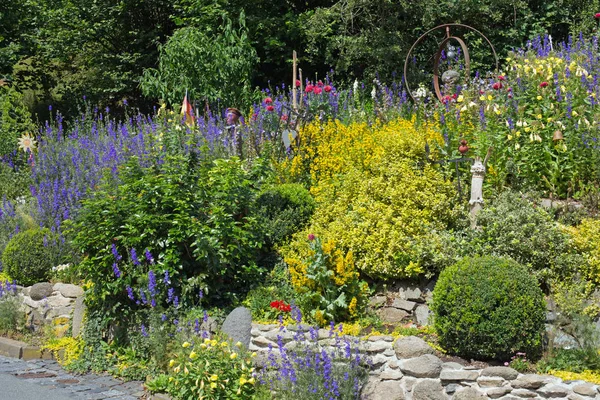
0,86,35,158
1,228,61,285
256,183,315,246
68,154,268,324
0,284,24,335
431,256,546,361
470,192,578,283
0,163,33,201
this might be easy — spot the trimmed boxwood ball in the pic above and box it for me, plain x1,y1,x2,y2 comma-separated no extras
1,228,59,286
431,256,546,361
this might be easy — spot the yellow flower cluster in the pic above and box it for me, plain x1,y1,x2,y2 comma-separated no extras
511,56,565,81
568,218,600,285
549,370,600,385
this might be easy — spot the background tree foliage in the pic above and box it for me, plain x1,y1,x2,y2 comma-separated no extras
2,0,600,118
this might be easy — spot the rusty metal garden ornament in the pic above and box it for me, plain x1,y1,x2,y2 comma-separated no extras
404,23,498,103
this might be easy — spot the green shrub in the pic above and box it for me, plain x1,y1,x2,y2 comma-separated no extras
0,285,24,336
1,228,61,286
431,256,546,361
256,183,315,246
470,192,577,283
243,263,296,321
0,163,33,201
68,154,268,324
0,86,35,158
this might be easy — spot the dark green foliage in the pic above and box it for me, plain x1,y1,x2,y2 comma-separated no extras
469,192,579,284
140,13,258,108
256,183,316,246
0,295,25,335
1,228,61,286
0,163,33,201
68,153,268,323
431,256,546,361
0,86,35,157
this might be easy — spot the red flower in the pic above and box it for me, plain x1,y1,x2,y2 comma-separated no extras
264,97,273,104
314,87,323,95
281,304,291,312
317,80,324,87
595,12,600,18
324,85,332,93
540,81,549,88
270,300,281,308
305,84,314,93
441,95,453,104
492,82,503,90
308,233,315,241
266,105,275,112
498,75,506,81
296,79,301,87
270,300,291,312
281,115,288,121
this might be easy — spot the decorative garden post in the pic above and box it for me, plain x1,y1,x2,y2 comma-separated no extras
469,148,492,229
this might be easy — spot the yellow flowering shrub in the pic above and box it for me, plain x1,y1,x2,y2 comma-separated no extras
283,118,456,279
161,339,257,399
570,218,600,285
548,370,600,385
287,237,370,325
42,337,84,367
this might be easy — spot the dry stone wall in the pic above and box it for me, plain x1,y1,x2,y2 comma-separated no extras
18,282,84,337
250,325,600,400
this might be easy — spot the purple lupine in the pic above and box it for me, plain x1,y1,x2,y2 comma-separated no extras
144,249,154,264
167,287,175,303
130,248,140,265
112,262,121,278
126,286,135,300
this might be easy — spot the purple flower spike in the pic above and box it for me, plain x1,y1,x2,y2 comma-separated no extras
144,249,154,264
112,263,121,278
130,248,140,265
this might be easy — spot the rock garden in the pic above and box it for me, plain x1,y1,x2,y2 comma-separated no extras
0,5,600,399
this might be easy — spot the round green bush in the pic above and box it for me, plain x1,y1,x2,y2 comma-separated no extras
256,183,315,246
1,228,60,286
431,256,546,361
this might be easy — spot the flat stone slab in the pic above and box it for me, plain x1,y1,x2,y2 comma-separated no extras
400,354,442,378
440,369,479,381
511,374,546,389
481,366,519,380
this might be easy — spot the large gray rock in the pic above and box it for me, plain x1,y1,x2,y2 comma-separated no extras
394,336,434,359
392,299,417,311
572,383,596,397
399,285,423,302
53,283,83,298
221,307,252,348
378,308,409,324
29,282,54,300
477,376,506,387
71,296,85,337
511,389,538,398
486,386,513,398
400,354,443,378
361,379,405,400
480,366,519,380
536,385,569,398
453,387,487,400
415,304,431,326
369,295,387,307
511,374,546,389
379,368,404,380
412,379,445,400
439,369,479,381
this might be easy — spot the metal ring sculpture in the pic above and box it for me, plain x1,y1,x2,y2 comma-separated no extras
403,23,498,103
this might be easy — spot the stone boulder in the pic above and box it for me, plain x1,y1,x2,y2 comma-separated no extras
29,282,54,300
415,304,431,326
400,354,442,378
378,308,409,324
361,378,405,400
53,283,83,298
511,374,546,390
480,366,519,380
412,379,445,400
221,307,252,348
394,336,434,359
453,387,487,400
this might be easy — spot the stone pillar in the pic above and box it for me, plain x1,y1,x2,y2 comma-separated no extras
469,156,485,229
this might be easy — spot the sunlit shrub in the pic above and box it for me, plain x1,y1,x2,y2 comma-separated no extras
432,256,546,361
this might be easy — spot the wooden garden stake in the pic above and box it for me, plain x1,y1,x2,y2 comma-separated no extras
292,51,297,110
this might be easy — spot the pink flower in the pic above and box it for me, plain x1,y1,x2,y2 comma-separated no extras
498,75,506,81
317,80,324,87
296,79,301,87
314,87,323,95
324,85,332,93
305,84,314,93
281,115,288,121
264,97,273,104
492,82,503,90
540,81,549,88
308,233,315,241
266,105,275,112
595,12,600,19
504,362,509,366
